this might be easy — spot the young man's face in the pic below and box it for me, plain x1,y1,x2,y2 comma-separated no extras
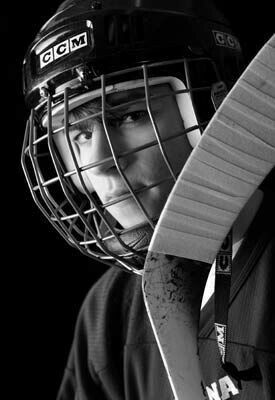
54,83,193,228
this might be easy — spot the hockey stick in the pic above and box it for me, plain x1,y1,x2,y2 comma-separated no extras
142,34,275,400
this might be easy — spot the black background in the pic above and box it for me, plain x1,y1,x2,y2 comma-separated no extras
3,1,274,399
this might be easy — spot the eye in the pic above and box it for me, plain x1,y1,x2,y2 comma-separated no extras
73,130,93,145
120,110,148,125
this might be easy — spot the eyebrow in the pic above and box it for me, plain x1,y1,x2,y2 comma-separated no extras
68,87,147,129
67,100,124,134
67,84,171,131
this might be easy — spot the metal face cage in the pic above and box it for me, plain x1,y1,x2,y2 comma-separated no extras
21,57,221,274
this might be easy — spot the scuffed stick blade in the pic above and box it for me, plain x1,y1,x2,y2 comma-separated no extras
142,34,275,400
144,253,211,400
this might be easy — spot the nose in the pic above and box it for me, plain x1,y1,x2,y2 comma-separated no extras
87,122,127,176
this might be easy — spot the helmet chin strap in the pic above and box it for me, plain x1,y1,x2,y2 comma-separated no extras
99,216,154,269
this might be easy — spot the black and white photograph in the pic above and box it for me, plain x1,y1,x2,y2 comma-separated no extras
6,1,274,399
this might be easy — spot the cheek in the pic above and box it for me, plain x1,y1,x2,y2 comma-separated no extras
136,149,174,218
129,125,192,187
155,109,193,172
165,135,193,173
136,146,173,185
133,129,192,216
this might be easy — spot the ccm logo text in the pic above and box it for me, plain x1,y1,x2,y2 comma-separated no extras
213,31,241,50
39,32,88,69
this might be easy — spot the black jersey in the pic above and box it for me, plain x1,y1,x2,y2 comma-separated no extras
57,193,274,400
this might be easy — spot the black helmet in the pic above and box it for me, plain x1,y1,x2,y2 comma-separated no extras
21,0,244,273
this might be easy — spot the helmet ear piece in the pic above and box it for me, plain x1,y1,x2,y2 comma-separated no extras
211,81,228,110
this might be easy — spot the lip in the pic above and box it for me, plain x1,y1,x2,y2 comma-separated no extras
103,190,131,204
